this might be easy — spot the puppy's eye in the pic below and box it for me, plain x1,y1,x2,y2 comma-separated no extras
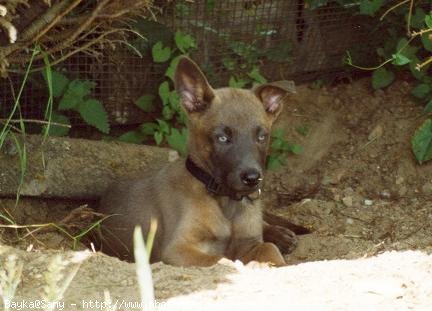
217,135,229,143
257,133,267,142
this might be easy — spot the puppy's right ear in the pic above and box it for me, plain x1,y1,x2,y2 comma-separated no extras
175,57,215,113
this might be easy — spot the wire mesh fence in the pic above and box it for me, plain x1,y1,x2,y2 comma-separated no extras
0,0,381,132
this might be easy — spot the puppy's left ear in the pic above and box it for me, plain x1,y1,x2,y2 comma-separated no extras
254,81,295,119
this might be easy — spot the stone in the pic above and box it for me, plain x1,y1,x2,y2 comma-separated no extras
342,196,353,207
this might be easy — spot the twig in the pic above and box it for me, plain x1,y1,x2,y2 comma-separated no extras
59,8,134,25
406,0,414,36
21,0,82,42
0,118,71,128
380,0,410,21
411,28,432,37
416,56,432,71
46,0,110,55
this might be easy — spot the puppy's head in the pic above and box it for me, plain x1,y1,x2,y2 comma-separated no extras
175,57,294,195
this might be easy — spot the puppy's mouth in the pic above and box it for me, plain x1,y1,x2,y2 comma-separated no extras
224,182,261,196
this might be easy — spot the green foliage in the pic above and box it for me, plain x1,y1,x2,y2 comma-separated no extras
118,30,196,155
77,99,109,134
359,0,383,17
372,67,394,90
174,31,196,53
266,129,303,170
43,71,110,135
411,83,431,99
424,100,432,114
135,94,156,113
151,41,172,63
331,1,432,163
46,113,70,137
412,119,432,164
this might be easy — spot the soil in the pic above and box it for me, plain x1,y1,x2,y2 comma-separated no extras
1,78,431,310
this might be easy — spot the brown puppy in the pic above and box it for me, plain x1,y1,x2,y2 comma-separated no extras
98,57,295,266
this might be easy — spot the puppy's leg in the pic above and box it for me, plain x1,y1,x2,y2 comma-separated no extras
239,242,286,267
263,210,310,234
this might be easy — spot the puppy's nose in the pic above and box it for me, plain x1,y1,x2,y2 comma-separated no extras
240,169,262,187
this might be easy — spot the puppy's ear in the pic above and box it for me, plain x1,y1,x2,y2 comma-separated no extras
175,57,215,113
254,83,292,120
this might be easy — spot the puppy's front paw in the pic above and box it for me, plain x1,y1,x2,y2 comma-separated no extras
264,225,298,254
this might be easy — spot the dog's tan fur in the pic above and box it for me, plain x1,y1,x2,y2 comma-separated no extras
99,57,293,266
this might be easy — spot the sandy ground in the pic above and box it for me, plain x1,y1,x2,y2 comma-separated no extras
1,244,431,310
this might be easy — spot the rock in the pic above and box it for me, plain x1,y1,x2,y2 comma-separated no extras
363,199,373,206
396,176,404,185
368,125,383,141
421,183,432,195
0,135,175,199
398,186,408,197
381,190,391,199
342,196,353,207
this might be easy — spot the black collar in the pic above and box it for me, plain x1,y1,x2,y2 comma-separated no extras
185,157,261,201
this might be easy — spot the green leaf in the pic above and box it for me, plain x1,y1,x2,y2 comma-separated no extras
118,130,146,144
426,14,432,29
162,106,174,120
359,0,383,16
409,8,426,29
165,56,182,82
411,119,432,164
372,67,395,90
290,144,304,155
77,99,110,133
421,33,432,52
175,3,190,16
43,70,69,98
135,94,156,112
411,84,430,99
266,155,283,170
176,109,188,125
229,76,247,88
152,41,172,63
154,131,163,145
392,53,410,66
59,80,95,110
174,31,196,53
424,100,432,114
167,127,188,156
248,67,267,84
168,91,180,110
271,128,285,140
45,113,70,136
140,122,158,135
157,119,170,134
271,139,283,150
158,81,170,105
222,58,236,70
